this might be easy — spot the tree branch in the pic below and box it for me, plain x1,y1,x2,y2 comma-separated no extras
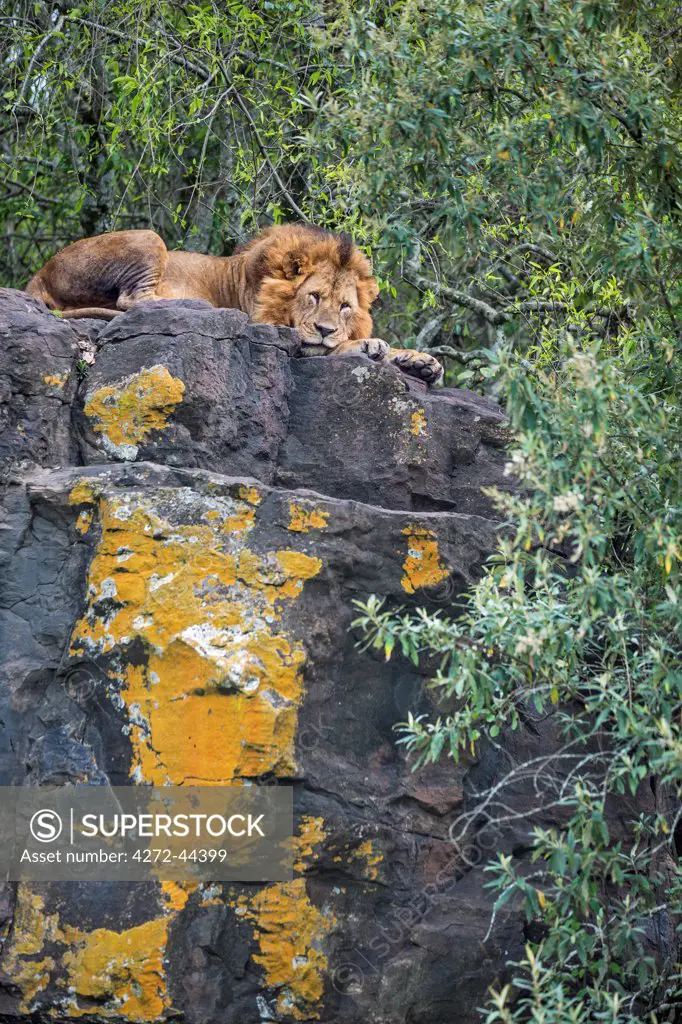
405,243,628,328
404,245,505,325
11,13,65,114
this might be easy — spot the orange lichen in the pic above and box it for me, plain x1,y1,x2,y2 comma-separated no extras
3,888,176,1020
352,839,382,881
3,890,59,1010
410,409,427,437
83,366,185,456
75,509,94,534
68,486,322,784
161,880,196,911
43,372,68,388
6,891,60,957
247,879,332,1020
400,525,450,594
238,485,262,505
293,815,327,872
12,956,54,1010
222,506,257,534
288,503,330,533
223,817,335,1019
68,479,101,507
60,917,170,1020
5,882,184,1019
237,817,334,1021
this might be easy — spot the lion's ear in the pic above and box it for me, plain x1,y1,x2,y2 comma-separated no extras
281,250,313,280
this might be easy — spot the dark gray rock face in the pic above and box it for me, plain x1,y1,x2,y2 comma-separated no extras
0,291,664,1024
76,298,509,515
0,289,81,474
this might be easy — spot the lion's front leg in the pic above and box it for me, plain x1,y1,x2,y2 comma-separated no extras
389,348,443,385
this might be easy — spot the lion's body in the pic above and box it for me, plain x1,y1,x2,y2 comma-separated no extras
25,225,443,383
26,230,256,318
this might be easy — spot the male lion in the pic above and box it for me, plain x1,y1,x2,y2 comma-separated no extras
25,224,443,384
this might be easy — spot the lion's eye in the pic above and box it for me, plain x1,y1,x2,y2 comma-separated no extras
310,292,320,305
340,302,351,312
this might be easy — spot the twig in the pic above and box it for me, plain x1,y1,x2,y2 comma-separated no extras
404,245,504,326
217,60,310,223
427,346,493,364
12,13,65,113
405,243,628,326
506,242,560,264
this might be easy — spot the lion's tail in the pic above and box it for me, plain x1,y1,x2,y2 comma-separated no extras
59,308,121,321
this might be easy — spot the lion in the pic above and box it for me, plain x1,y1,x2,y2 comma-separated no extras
25,224,443,384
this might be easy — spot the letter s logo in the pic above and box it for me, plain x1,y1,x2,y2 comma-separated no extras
30,809,63,843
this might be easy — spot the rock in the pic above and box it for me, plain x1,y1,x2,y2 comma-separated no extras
74,298,509,514
0,291,667,1024
0,289,81,477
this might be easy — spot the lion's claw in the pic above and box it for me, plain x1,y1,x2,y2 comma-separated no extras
392,350,444,385
361,337,390,362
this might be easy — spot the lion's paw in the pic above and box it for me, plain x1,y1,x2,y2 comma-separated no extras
361,337,390,362
392,350,444,385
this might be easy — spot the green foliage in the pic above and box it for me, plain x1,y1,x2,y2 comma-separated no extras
355,318,682,1018
344,1,682,1019
0,0,335,283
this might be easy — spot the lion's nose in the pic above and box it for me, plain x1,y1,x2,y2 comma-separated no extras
315,324,335,339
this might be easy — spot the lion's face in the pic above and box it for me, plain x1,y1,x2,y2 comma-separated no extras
288,265,368,347
247,225,379,346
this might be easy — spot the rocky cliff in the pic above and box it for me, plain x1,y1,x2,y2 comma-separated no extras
0,290,660,1024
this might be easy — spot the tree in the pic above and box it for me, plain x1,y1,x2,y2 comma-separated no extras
0,1,335,284
346,1,682,1019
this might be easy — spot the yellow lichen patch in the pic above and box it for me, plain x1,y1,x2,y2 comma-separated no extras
2,889,59,1012
223,506,257,534
6,890,60,956
288,503,330,533
13,957,54,1010
3,887,181,1018
410,408,427,437
43,372,68,388
84,366,185,457
75,509,94,534
400,525,450,594
352,839,382,881
68,479,101,507
60,917,169,1021
69,489,322,785
239,485,262,505
247,879,332,1020
293,816,327,872
161,880,197,912
232,816,334,1020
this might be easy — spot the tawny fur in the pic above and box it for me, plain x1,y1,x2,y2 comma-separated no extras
25,225,443,383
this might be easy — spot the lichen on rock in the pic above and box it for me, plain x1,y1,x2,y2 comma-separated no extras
84,365,185,460
5,292,641,1024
